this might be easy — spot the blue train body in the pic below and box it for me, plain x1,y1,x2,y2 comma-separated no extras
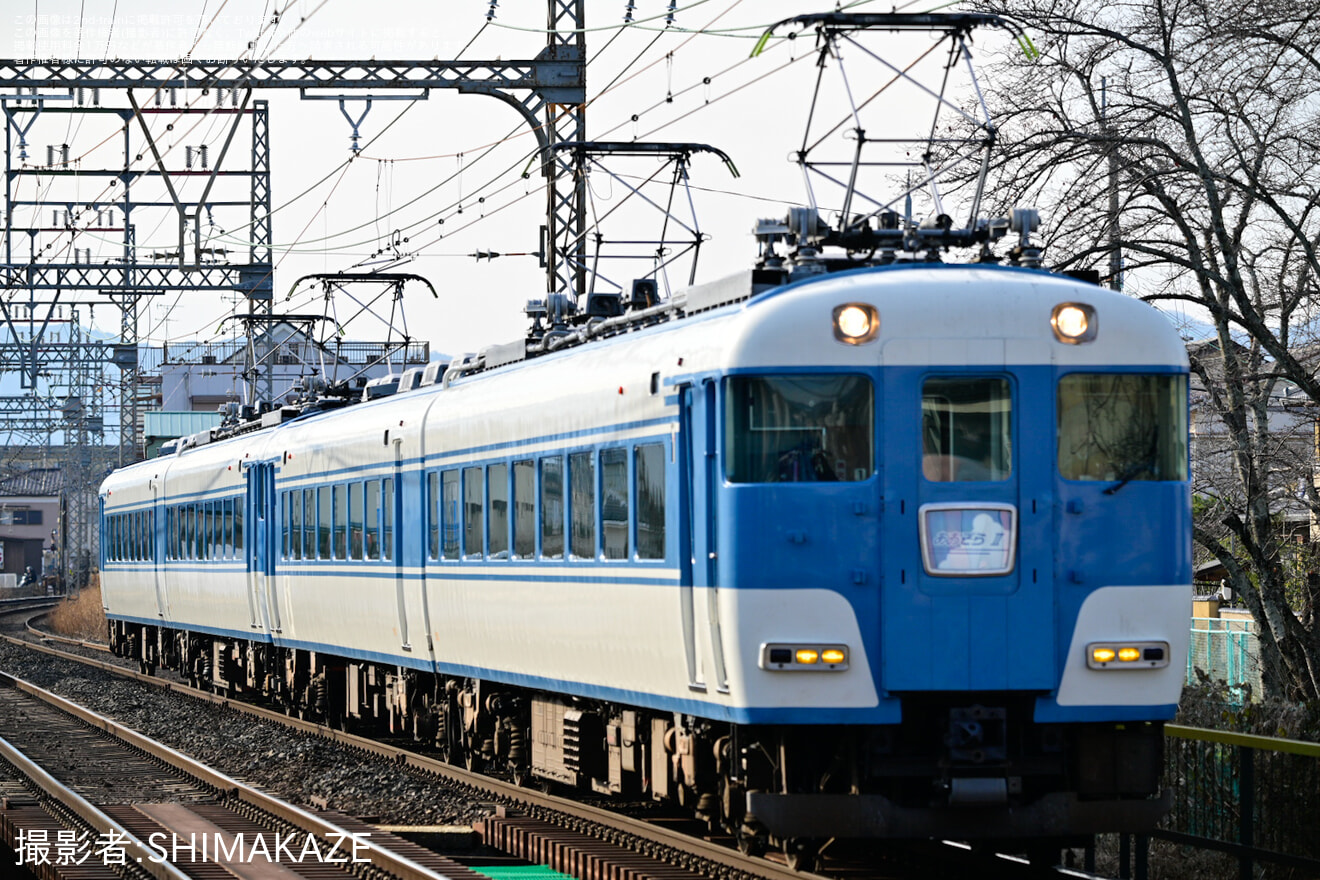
102,262,1191,845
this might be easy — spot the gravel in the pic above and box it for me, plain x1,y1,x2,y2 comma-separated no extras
0,634,491,827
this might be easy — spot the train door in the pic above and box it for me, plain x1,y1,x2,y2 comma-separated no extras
390,438,432,657
880,360,1054,692
678,379,729,693
151,482,169,619
245,461,279,634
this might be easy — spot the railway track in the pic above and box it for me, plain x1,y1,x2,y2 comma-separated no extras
0,668,496,880
1,605,1109,880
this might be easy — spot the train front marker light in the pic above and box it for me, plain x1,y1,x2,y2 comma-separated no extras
760,643,850,671
1051,303,1097,344
1086,641,1170,669
833,303,879,344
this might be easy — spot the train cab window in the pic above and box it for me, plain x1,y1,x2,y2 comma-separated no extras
442,470,460,560
569,452,596,560
1058,373,1188,483
513,460,535,559
463,467,484,559
428,473,441,560
366,480,381,560
540,456,565,560
333,485,346,559
318,487,332,559
349,483,363,560
488,464,509,559
635,443,666,560
601,448,629,560
922,377,1012,482
382,479,394,561
725,374,874,482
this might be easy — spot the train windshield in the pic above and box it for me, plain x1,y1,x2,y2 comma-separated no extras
724,374,873,483
921,377,1012,482
1057,373,1188,482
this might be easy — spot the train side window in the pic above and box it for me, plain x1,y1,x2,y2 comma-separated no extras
318,486,332,559
427,472,440,560
513,460,535,559
1058,374,1189,483
349,483,363,560
635,443,666,560
382,478,394,561
921,377,1012,482
280,493,290,559
333,485,346,559
442,470,460,560
186,506,196,560
601,448,629,560
234,500,244,554
366,480,381,560
725,374,874,482
569,452,596,560
304,489,316,560
291,491,304,560
199,504,208,560
223,499,234,558
463,466,484,559
488,464,509,560
540,456,564,560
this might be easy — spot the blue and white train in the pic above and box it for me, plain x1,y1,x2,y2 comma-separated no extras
101,247,1191,853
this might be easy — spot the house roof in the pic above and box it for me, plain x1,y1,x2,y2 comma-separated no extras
0,468,63,497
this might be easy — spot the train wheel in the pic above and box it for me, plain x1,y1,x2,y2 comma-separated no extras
782,839,818,873
736,830,766,857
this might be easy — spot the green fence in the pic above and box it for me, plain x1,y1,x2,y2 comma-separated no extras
1188,617,1261,694
1115,726,1320,880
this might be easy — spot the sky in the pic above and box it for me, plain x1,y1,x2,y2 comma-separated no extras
3,0,1004,367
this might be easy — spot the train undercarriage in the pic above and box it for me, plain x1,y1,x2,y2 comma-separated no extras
110,620,1168,865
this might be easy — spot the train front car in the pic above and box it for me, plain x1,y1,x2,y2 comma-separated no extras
716,264,1190,845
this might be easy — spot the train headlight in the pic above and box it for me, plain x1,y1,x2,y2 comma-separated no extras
761,643,849,671
833,303,879,345
1051,303,1097,344
1086,641,1169,669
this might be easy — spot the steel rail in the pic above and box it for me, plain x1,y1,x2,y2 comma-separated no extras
0,627,815,880
0,668,454,880
0,704,193,880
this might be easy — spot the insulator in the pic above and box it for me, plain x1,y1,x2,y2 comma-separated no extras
186,146,194,169
200,145,209,169
92,87,100,106
666,0,677,25
76,87,85,106
486,0,498,21
624,0,635,23
170,87,177,107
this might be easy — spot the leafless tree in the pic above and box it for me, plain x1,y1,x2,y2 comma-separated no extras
972,0,1320,699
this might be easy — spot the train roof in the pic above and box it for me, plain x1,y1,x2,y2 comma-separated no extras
113,261,1184,490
